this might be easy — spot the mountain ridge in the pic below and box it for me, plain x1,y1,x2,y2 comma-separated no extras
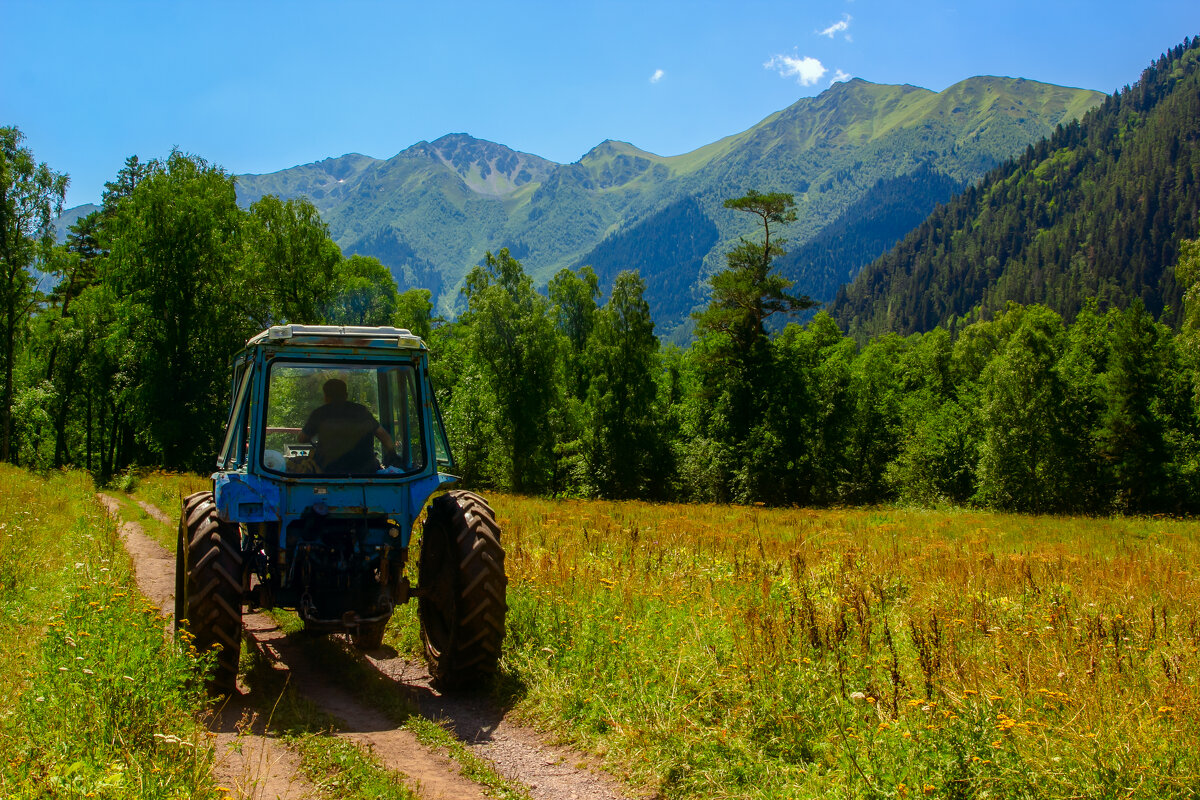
225,75,1105,327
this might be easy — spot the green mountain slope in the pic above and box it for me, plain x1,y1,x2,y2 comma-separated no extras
235,153,381,214
234,77,1104,324
831,38,1200,338
571,195,720,326
775,165,966,304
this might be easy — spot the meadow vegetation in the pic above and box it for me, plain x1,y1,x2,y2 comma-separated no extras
492,495,1199,798
0,465,219,798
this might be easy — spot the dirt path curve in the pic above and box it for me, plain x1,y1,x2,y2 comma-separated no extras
100,493,637,800
97,494,323,800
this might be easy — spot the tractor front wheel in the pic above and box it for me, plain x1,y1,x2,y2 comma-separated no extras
176,491,243,694
418,490,507,690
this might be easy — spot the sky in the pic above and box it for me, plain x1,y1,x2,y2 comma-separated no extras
3,0,1197,210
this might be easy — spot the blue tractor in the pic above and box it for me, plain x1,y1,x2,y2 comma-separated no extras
174,325,506,693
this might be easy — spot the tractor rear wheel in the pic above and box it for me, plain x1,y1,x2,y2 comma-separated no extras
418,490,507,690
176,491,243,694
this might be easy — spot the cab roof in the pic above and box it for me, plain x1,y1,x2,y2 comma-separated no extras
244,325,428,351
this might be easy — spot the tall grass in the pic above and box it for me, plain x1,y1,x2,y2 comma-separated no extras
497,498,1200,798
118,469,211,517
0,466,219,799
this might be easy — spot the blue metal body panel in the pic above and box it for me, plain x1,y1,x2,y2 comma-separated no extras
213,472,282,524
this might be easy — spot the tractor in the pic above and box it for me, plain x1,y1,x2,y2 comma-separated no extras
174,324,506,694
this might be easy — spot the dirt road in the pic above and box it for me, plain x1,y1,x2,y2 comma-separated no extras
99,494,633,800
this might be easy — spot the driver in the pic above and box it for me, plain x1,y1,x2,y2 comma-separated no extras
299,378,395,473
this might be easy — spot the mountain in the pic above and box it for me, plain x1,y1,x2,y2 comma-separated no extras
233,77,1105,330
53,203,101,244
832,38,1200,339
570,195,720,325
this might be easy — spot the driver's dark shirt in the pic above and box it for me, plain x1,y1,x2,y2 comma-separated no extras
302,401,380,473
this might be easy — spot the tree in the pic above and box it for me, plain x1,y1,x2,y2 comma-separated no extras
101,155,148,209
974,306,1078,512
99,150,248,471
547,265,601,492
548,265,599,401
0,127,67,463
688,190,815,502
395,288,434,341
1099,301,1170,511
242,195,342,326
1176,233,1200,402
694,190,813,361
760,313,857,505
459,249,559,491
583,271,661,497
328,254,399,326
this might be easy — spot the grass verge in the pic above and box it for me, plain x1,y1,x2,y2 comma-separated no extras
0,466,219,799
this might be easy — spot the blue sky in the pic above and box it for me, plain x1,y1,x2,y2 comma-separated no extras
3,0,1196,209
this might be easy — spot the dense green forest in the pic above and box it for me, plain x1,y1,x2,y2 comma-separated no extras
775,165,966,304
833,37,1200,337
2,38,1198,515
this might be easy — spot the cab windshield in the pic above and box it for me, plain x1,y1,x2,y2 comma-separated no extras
262,362,426,477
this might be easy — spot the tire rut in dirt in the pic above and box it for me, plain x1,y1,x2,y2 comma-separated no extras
419,490,507,690
177,490,243,694
242,613,492,800
364,653,634,800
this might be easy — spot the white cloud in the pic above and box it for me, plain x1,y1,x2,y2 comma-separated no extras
818,14,852,40
832,69,851,84
765,54,827,87
650,68,665,84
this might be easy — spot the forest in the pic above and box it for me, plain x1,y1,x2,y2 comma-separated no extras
833,37,1200,338
2,123,1198,516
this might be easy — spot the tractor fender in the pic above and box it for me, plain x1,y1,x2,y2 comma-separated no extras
213,472,283,523
399,472,458,547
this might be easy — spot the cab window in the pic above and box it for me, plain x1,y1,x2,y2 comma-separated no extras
261,362,425,477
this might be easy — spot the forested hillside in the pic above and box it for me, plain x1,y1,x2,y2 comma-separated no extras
833,37,1200,337
775,165,966,305
232,77,1103,330
569,196,719,324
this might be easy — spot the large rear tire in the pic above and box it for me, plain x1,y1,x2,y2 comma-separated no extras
176,491,243,695
418,490,507,691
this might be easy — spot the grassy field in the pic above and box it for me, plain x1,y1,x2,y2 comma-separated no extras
489,498,1200,798
131,473,1200,798
0,466,219,799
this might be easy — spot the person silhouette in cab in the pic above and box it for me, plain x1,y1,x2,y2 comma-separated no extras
299,378,394,473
